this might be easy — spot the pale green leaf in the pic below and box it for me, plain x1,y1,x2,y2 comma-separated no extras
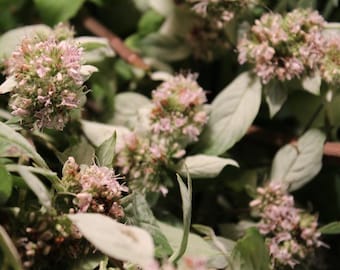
264,81,287,117
169,173,192,263
302,73,321,95
81,120,130,149
158,222,224,262
79,65,98,81
96,133,116,168
110,92,151,127
0,165,12,205
270,129,326,191
6,164,62,191
196,72,262,155
139,33,191,62
33,0,85,25
75,36,115,63
0,76,16,94
178,154,238,179
231,228,270,270
17,166,52,209
0,122,48,168
148,0,174,16
0,225,23,270
319,222,340,234
68,213,155,268
0,24,51,61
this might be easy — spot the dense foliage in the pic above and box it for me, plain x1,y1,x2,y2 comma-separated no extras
1,0,340,269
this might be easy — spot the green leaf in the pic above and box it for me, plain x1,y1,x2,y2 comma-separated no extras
264,80,287,117
0,225,23,270
270,129,326,191
0,165,12,205
302,73,321,95
75,36,115,64
178,154,239,179
17,166,52,209
5,164,62,191
0,122,48,168
158,221,224,262
59,137,95,165
0,76,16,94
110,92,151,127
139,33,191,62
319,222,340,234
196,72,262,155
96,132,116,168
0,24,51,61
231,228,270,270
33,0,85,25
138,10,164,36
169,173,192,263
68,213,155,268
81,120,130,149
132,193,173,258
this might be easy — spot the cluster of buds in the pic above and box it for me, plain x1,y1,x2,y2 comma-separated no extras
12,212,81,269
186,0,257,61
238,9,325,84
320,35,340,86
3,24,96,130
62,157,127,219
115,73,208,193
187,0,256,28
115,132,168,193
250,183,324,269
150,73,208,148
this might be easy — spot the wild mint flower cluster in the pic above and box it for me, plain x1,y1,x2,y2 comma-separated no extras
187,0,257,28
238,9,325,84
250,183,324,269
320,36,340,86
116,74,208,193
186,0,258,61
3,25,96,130
62,157,127,219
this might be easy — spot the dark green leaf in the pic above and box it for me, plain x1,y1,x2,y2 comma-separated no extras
132,193,173,258
169,173,192,263
319,222,340,234
0,165,12,205
231,228,270,270
0,225,23,270
33,0,85,25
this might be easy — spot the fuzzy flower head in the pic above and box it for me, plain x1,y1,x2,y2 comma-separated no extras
115,132,168,193
250,183,324,269
187,0,257,28
238,9,325,84
151,73,208,145
62,157,127,219
4,25,96,130
320,35,340,85
186,0,259,61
